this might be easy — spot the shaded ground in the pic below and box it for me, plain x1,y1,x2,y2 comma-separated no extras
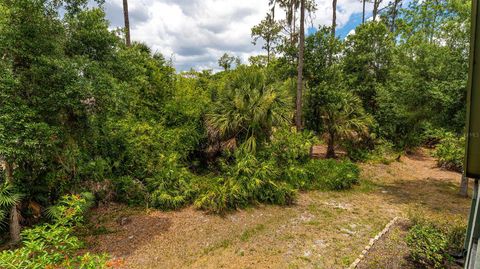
356,219,412,269
85,149,470,268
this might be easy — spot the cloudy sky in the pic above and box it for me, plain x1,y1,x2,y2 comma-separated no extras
100,0,387,71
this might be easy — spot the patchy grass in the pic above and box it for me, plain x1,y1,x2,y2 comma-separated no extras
202,239,233,255
240,224,266,242
85,150,470,269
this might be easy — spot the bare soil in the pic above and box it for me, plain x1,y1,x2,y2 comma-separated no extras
85,149,470,269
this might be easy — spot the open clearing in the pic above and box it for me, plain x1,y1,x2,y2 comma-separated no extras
85,150,470,268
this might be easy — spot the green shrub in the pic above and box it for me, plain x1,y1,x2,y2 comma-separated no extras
368,140,398,164
302,159,360,190
261,128,318,165
46,193,94,227
345,139,398,164
194,178,237,214
344,143,370,162
406,213,467,269
444,221,466,255
106,118,202,210
194,152,296,213
433,132,465,172
146,155,197,210
281,165,311,190
112,176,147,206
0,194,107,269
78,157,112,182
406,224,449,268
108,119,201,179
194,177,296,214
0,224,108,269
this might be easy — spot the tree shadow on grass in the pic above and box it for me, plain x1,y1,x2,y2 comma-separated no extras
84,205,172,258
380,177,471,217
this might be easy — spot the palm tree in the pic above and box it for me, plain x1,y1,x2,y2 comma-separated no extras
123,0,131,47
207,66,290,153
323,91,371,158
307,70,373,158
296,0,305,131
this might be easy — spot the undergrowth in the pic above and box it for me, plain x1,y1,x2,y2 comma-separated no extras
111,128,361,213
0,194,108,269
406,211,466,269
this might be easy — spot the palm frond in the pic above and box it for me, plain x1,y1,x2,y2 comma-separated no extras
206,66,290,153
0,183,22,229
0,183,22,208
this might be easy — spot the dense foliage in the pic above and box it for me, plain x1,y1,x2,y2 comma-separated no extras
0,0,471,265
433,132,465,172
0,194,108,269
407,224,449,268
406,213,466,268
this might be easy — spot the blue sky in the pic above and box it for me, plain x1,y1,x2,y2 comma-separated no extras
337,12,364,38
100,0,389,71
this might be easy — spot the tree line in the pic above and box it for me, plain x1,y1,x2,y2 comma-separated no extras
0,0,470,252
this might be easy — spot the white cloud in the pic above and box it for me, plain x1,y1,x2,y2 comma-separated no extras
102,0,385,71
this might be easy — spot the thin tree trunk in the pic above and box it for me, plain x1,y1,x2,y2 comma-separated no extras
460,173,469,197
430,0,439,44
5,161,20,244
362,0,366,23
390,0,400,32
373,0,380,21
123,0,131,47
292,6,296,47
295,0,305,131
326,132,336,158
267,44,271,65
332,0,337,37
271,0,276,19
266,29,271,65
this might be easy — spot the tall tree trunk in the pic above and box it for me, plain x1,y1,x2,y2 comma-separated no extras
292,6,296,47
266,29,271,65
362,0,366,23
332,0,337,37
123,0,131,47
267,43,271,65
373,0,380,21
326,131,336,158
390,0,400,32
430,0,439,44
295,0,305,131
271,0,276,19
460,173,469,197
4,161,20,244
